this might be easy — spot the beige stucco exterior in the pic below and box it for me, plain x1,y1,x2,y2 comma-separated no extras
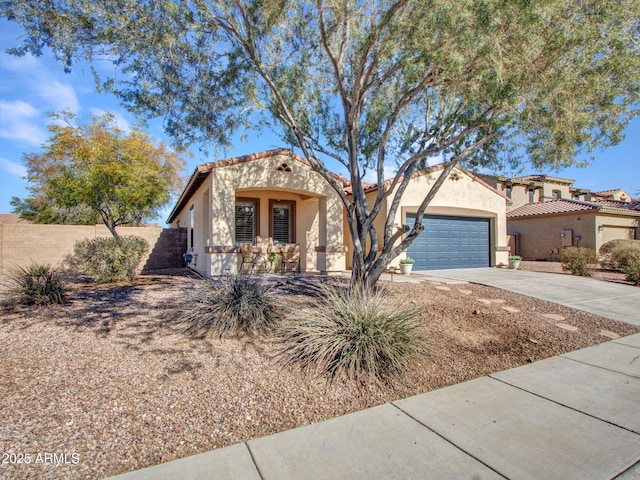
169,150,345,277
508,212,639,260
344,167,509,269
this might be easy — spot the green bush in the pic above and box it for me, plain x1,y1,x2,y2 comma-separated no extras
621,252,640,286
181,276,280,338
277,285,428,384
599,239,640,270
561,247,597,277
7,263,68,306
73,235,149,282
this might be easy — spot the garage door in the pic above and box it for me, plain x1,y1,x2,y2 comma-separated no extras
406,214,490,270
602,226,636,244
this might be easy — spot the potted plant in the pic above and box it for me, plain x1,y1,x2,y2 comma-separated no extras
508,255,522,270
399,257,415,275
267,251,281,273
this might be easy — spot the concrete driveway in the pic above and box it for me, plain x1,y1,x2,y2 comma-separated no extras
418,268,640,326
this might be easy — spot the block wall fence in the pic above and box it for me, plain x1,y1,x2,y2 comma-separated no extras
0,224,188,274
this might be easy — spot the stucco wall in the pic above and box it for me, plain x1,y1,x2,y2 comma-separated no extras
507,213,597,260
508,212,639,260
393,169,509,267
169,153,345,276
0,223,164,274
344,167,509,268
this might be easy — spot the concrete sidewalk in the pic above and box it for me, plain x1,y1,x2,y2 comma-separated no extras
107,333,640,480
416,268,640,326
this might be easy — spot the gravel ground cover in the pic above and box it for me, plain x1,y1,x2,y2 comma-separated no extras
519,259,632,284
1,269,638,479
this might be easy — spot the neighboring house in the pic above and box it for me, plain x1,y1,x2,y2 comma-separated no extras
167,149,510,276
507,199,640,260
479,173,634,211
592,189,633,202
479,174,580,211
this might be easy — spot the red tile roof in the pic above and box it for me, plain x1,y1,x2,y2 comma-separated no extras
507,199,640,218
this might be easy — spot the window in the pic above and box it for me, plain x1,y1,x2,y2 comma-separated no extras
271,201,295,244
528,188,536,203
552,189,562,200
235,199,258,244
505,184,512,199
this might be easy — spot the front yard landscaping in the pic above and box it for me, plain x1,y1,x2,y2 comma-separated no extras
1,269,638,479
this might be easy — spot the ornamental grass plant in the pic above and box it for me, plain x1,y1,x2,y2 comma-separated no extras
6,263,68,306
278,285,428,385
181,275,280,338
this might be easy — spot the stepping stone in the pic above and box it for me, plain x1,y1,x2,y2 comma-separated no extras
476,298,492,304
435,286,450,291
489,299,506,304
555,323,578,332
502,306,520,314
541,313,564,321
458,289,472,295
599,330,620,340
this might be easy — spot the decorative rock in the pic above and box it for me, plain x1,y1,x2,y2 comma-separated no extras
502,306,520,313
599,330,620,339
489,299,507,304
476,298,492,304
435,286,450,291
555,323,578,332
541,313,565,321
458,289,472,295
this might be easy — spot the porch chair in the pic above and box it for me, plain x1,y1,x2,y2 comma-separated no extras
239,244,256,273
281,243,300,276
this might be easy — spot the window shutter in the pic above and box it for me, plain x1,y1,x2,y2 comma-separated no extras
235,202,256,244
272,204,292,244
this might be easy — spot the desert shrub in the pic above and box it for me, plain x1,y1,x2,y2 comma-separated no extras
610,242,640,271
599,239,640,270
73,235,149,282
181,275,280,338
6,263,68,306
621,253,640,286
561,247,597,277
278,285,428,384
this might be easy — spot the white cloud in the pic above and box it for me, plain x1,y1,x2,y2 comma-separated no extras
35,80,80,113
0,100,47,145
0,157,27,178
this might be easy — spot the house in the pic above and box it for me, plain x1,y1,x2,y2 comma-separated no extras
345,165,510,270
167,149,509,276
478,173,634,211
507,199,640,260
592,189,633,202
167,149,347,277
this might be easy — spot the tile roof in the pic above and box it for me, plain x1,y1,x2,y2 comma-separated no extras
507,199,640,218
594,189,625,196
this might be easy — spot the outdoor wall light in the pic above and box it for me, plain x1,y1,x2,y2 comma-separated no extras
598,225,604,232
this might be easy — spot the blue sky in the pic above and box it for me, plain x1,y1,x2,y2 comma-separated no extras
1,19,638,225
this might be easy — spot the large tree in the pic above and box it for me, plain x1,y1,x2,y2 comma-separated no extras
13,112,185,238
4,0,638,287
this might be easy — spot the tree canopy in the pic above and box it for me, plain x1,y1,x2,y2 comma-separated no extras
3,0,638,286
13,112,185,238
